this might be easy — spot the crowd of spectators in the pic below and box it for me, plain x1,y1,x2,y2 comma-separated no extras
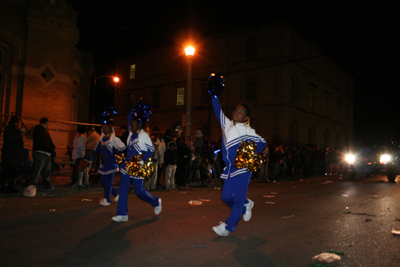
254,144,350,182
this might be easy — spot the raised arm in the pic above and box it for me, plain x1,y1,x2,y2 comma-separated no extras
211,97,229,128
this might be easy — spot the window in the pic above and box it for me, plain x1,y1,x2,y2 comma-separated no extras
246,37,258,61
176,87,184,106
245,76,257,101
41,67,54,82
129,64,136,80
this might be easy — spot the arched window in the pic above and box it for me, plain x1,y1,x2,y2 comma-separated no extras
324,129,330,148
245,76,257,101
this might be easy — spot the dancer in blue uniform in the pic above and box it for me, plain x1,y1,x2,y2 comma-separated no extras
209,76,266,236
96,123,126,206
112,101,162,222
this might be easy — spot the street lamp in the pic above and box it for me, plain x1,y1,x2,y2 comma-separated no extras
185,46,195,139
92,75,119,123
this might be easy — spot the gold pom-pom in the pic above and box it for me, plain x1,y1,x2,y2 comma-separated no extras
115,153,125,164
234,141,263,172
125,153,154,179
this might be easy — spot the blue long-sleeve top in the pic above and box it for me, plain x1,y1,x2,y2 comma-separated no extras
95,135,126,175
212,97,266,179
120,129,155,179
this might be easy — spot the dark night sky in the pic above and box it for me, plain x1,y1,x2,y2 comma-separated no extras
68,0,400,144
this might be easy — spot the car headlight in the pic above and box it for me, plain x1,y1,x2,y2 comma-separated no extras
346,154,355,164
380,154,391,164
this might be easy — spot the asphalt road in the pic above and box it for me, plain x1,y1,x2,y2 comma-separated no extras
1,175,400,267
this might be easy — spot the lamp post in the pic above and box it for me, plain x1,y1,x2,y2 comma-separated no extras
185,46,195,139
92,75,119,123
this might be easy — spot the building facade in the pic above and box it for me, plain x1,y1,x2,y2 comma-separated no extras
0,0,93,158
114,22,354,149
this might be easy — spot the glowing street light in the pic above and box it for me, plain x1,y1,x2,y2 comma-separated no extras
185,46,195,56
185,46,195,139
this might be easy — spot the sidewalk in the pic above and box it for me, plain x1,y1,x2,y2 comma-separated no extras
1,168,223,198
0,168,105,198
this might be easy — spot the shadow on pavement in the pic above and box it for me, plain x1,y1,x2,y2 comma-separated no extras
213,234,281,267
48,216,159,267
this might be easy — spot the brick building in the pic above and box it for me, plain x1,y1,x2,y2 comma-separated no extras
114,22,353,148
0,0,94,159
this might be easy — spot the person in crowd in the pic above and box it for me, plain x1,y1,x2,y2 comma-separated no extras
85,127,100,169
190,151,201,183
302,146,311,177
200,138,214,165
193,130,203,154
272,145,281,181
163,129,172,150
292,146,302,179
112,106,162,222
199,158,211,187
210,94,266,237
71,125,87,187
186,135,194,152
155,133,166,188
176,137,190,189
186,135,194,184
164,142,178,190
144,136,159,191
338,146,349,176
326,147,336,175
96,122,126,206
118,124,129,148
77,153,93,190
29,117,56,190
1,116,25,193
257,146,269,183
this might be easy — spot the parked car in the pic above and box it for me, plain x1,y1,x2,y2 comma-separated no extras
345,147,378,179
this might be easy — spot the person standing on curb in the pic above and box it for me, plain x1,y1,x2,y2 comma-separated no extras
85,127,100,169
29,117,56,191
1,116,25,193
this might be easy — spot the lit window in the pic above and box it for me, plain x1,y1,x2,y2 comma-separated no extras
177,87,184,106
129,64,136,80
